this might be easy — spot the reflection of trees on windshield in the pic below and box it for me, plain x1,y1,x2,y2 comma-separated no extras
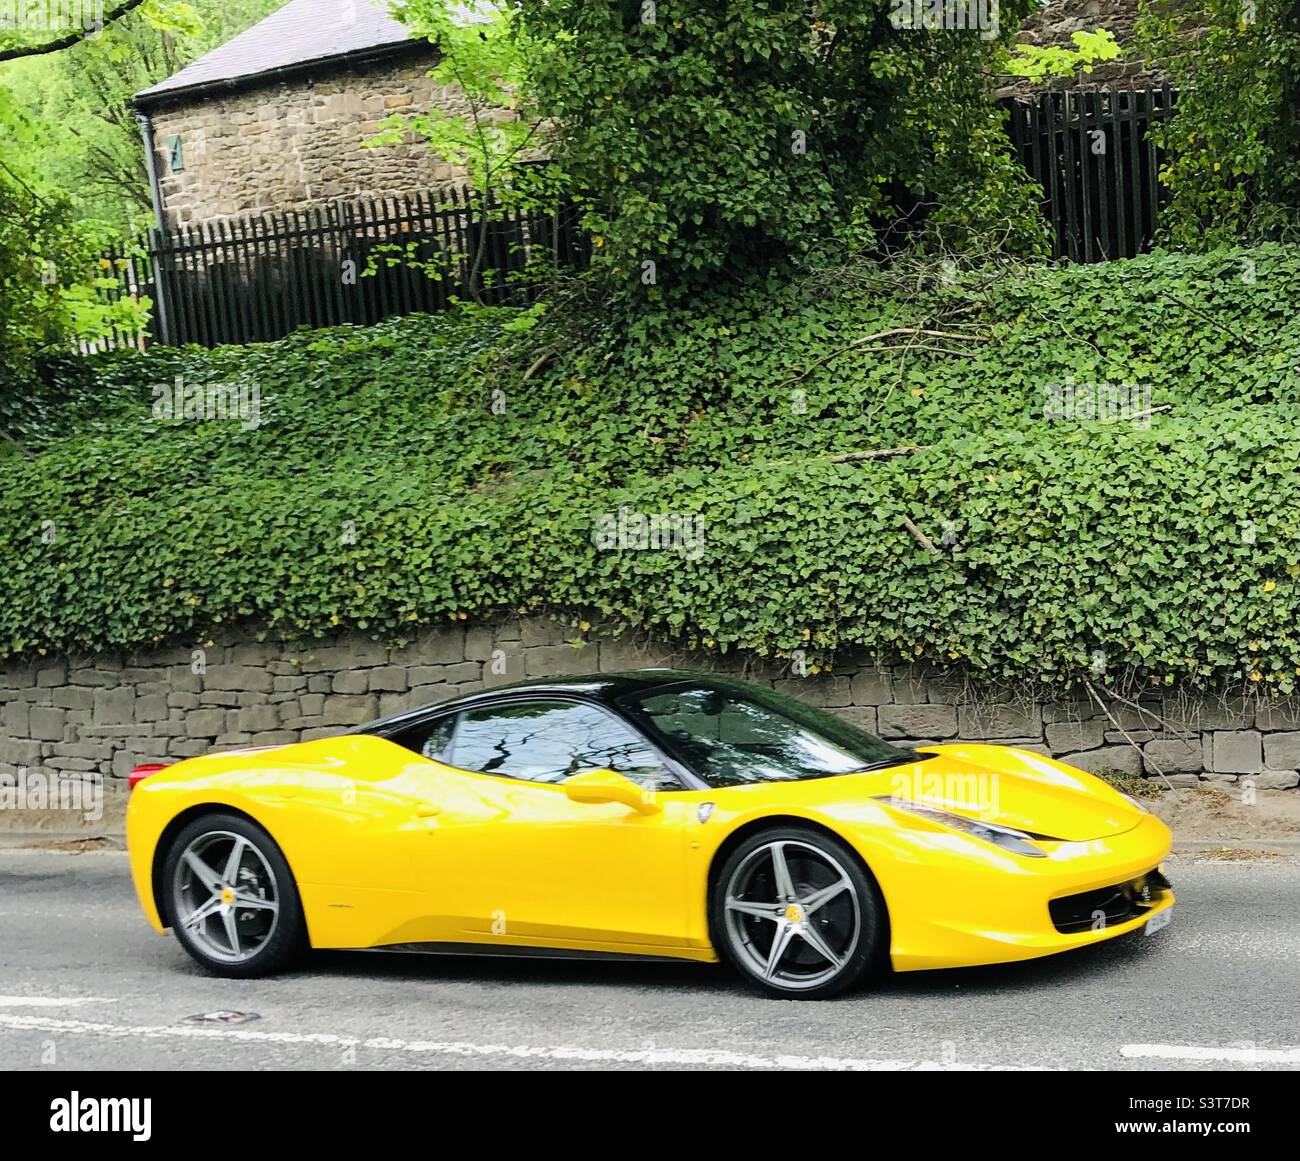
452,701,673,788
626,685,913,788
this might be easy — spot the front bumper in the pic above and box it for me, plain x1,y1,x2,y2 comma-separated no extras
1048,866,1172,933
861,812,1174,971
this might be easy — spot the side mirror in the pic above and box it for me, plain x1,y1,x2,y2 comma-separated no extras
563,768,661,814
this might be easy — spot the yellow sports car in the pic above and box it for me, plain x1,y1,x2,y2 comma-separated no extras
127,670,1174,999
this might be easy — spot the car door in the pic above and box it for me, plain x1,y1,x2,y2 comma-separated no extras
394,698,693,952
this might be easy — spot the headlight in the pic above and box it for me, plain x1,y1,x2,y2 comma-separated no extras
1120,792,1150,814
876,796,1047,858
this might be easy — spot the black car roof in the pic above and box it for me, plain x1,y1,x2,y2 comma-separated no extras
350,668,715,737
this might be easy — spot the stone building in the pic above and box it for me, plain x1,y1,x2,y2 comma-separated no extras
132,0,1168,230
132,0,468,229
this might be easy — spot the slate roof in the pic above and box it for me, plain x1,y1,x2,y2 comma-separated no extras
134,0,426,107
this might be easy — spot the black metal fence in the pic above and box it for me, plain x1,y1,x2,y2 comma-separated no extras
102,187,587,349
1002,83,1177,263
94,86,1177,350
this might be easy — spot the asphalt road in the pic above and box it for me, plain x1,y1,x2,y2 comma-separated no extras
0,849,1296,1071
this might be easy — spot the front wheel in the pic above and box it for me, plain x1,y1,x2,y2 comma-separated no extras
711,826,886,999
162,812,306,978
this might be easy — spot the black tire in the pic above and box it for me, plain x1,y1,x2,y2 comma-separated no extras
709,825,886,1000
162,812,307,978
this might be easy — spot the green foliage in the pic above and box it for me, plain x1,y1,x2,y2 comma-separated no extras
6,245,1300,695
1137,0,1300,247
0,352,104,459
1003,28,1122,83
377,1,564,303
446,0,1049,296
0,0,281,227
0,157,148,399
381,1,545,196
0,0,271,406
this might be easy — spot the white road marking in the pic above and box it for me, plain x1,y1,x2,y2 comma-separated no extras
1123,1043,1300,1065
0,1014,1047,1070
0,996,117,1008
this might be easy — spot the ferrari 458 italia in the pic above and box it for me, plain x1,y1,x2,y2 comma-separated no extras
127,670,1173,998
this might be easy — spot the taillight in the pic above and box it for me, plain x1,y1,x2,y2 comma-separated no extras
129,763,168,791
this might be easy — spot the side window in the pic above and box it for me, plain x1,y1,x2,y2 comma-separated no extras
420,716,456,761
449,700,678,789
390,714,456,762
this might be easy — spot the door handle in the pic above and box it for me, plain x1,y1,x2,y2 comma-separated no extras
415,802,441,818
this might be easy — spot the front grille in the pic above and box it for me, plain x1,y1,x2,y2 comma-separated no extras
1048,868,1171,934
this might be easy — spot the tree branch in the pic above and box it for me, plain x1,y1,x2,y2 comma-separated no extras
0,0,147,62
0,426,36,460
901,515,941,555
828,445,930,463
775,324,986,390
1083,678,1174,791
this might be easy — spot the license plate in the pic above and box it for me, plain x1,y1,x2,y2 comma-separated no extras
1144,906,1172,936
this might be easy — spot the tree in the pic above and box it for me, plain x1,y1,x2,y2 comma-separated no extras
0,148,145,349
1,0,281,228
0,0,149,62
499,0,1048,296
381,0,559,304
0,139,144,450
1137,0,1300,246
0,0,280,401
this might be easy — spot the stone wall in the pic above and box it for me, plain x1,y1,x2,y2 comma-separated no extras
1,618,1298,796
146,52,473,227
998,0,1171,95
1019,0,1144,54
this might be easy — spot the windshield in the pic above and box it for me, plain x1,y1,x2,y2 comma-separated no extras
616,678,919,788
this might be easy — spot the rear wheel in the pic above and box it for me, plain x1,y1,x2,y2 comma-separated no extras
163,813,305,978
711,826,885,999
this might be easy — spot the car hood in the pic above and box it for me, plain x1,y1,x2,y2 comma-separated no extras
860,743,1146,842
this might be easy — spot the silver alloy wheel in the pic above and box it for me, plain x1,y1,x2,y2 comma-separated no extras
172,830,280,964
723,839,861,991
